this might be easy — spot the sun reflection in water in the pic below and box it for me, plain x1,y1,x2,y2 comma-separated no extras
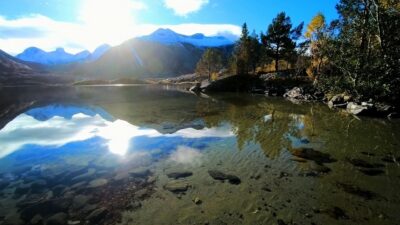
0,107,234,159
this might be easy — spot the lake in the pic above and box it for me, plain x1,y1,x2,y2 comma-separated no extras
0,85,399,225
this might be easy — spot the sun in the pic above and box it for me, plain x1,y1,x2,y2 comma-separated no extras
79,0,139,46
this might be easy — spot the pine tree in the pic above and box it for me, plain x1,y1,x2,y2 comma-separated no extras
248,30,262,74
262,12,303,72
196,48,223,81
234,23,251,75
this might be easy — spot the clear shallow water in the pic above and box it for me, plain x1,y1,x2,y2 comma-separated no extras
0,86,399,225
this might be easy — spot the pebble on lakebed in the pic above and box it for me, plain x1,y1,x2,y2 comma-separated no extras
208,170,241,185
164,180,190,193
166,171,193,179
2,164,157,225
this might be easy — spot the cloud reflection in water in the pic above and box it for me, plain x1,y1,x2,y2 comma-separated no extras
0,106,234,158
169,146,203,165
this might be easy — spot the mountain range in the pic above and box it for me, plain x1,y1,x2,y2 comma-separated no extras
16,44,111,66
0,50,70,85
1,29,236,82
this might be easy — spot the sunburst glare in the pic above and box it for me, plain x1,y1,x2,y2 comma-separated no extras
79,0,141,46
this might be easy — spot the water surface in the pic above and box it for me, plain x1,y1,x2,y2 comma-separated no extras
0,86,399,225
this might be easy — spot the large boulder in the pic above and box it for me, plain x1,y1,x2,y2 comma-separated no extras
346,102,368,115
283,87,314,102
327,94,351,109
189,82,201,93
284,87,303,99
347,101,397,117
200,79,211,90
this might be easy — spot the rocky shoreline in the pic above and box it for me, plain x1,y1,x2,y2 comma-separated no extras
188,75,399,119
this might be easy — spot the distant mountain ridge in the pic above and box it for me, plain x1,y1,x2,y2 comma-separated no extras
16,44,111,66
5,29,237,80
66,29,235,79
1,49,35,75
140,28,235,47
15,29,235,66
74,39,204,79
0,49,71,85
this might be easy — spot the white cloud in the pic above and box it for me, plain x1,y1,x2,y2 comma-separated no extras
0,14,240,55
164,0,209,16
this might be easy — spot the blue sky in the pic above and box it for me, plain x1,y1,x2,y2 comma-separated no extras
0,0,339,54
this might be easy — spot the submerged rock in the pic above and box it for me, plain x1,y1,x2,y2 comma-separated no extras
86,207,108,223
146,176,156,184
208,170,241,185
30,179,47,193
2,213,24,225
126,201,142,211
0,180,9,190
72,195,89,210
51,185,67,196
88,179,108,188
381,155,400,163
277,219,287,225
71,168,96,183
129,168,151,178
29,214,43,225
193,197,202,205
19,198,71,221
346,158,381,168
81,204,98,215
359,169,385,176
135,188,151,199
300,162,331,177
166,171,193,179
291,148,336,164
336,183,377,200
327,207,349,220
164,180,189,193
46,213,67,225
14,184,30,196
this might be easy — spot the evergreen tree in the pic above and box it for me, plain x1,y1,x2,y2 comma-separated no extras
234,23,251,74
196,48,223,81
328,0,400,99
262,12,302,72
248,30,262,74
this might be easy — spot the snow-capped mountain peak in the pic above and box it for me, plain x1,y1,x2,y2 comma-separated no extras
16,44,110,65
140,28,235,47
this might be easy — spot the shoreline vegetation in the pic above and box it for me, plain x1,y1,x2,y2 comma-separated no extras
69,72,399,119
